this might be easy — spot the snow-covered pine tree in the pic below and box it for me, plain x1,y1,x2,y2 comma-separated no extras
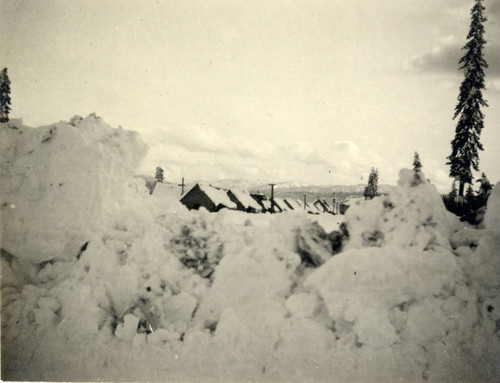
0,68,11,123
364,167,379,200
476,172,492,203
413,152,422,172
155,166,164,183
447,0,488,197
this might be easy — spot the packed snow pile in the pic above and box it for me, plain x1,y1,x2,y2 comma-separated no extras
1,117,499,382
0,114,147,263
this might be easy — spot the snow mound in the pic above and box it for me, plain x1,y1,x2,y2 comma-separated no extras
2,119,499,382
1,114,147,263
344,169,460,251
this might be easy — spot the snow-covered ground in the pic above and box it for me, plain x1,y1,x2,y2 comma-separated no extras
1,115,499,382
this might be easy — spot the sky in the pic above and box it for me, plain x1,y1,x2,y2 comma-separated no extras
1,0,500,192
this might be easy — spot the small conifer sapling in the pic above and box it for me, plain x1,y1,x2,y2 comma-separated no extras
364,168,379,200
0,68,11,123
413,152,422,172
155,166,164,183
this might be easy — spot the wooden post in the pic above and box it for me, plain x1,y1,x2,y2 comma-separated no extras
269,184,276,213
178,177,185,195
303,194,307,210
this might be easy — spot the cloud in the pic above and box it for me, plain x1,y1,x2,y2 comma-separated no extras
165,126,230,155
411,36,461,74
489,0,500,22
139,128,389,186
411,37,500,78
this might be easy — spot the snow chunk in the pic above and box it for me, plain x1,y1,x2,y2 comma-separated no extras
285,293,319,318
148,328,181,344
344,169,460,251
115,314,140,342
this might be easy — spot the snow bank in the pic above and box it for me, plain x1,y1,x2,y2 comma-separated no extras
0,114,147,263
2,118,499,383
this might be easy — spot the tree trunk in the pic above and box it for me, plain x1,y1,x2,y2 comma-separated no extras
459,181,465,197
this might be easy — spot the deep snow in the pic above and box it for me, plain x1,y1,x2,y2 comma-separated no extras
1,115,499,382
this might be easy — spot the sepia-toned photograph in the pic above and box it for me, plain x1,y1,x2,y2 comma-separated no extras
1,0,499,381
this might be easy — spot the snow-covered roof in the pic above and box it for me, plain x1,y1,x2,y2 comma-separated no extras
198,184,237,209
283,198,296,210
261,199,272,210
313,199,332,212
274,198,289,211
230,189,262,210
322,200,333,209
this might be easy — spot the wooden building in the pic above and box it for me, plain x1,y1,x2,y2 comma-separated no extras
180,183,237,212
227,189,263,213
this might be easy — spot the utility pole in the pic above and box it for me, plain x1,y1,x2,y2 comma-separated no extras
269,184,276,213
178,177,185,195
303,194,307,210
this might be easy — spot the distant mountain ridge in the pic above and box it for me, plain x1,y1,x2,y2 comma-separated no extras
198,178,397,202
249,183,397,202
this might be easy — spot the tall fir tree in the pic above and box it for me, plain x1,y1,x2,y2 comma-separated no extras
413,152,422,172
364,167,379,200
447,0,488,197
0,68,11,123
155,166,164,183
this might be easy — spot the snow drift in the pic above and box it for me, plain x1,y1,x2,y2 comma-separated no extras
1,116,499,382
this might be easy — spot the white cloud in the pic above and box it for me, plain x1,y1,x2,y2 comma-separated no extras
139,126,400,187
411,14,500,78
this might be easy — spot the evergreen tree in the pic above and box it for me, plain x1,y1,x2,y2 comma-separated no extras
476,172,492,203
465,184,475,201
155,166,164,183
0,68,11,123
447,0,488,197
364,167,379,200
413,152,422,172
449,180,458,200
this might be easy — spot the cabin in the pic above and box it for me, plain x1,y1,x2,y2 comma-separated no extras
308,203,321,215
227,189,262,213
313,199,329,213
304,200,320,214
313,199,338,214
283,199,296,210
272,198,289,212
287,198,319,214
250,193,271,213
291,199,304,210
261,199,274,213
180,183,237,212
329,199,340,215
